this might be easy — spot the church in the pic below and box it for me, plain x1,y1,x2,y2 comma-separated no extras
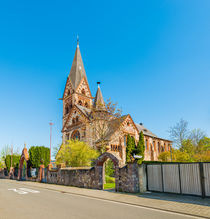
60,41,172,165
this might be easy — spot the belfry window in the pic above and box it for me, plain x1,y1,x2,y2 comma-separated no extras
85,102,89,108
71,130,80,140
81,89,86,95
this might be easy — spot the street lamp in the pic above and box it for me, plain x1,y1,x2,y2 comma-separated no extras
49,121,54,164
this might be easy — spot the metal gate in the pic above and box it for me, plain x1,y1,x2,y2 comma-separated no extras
146,162,210,197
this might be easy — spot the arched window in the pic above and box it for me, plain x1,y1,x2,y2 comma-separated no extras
72,118,75,124
65,106,69,115
81,89,86,95
71,130,80,140
78,100,82,106
76,116,79,123
145,139,148,150
67,90,70,96
158,142,160,153
85,102,89,108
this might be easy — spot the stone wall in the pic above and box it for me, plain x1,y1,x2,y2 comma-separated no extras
47,166,103,190
116,163,140,193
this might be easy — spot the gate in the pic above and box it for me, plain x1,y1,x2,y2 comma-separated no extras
146,162,210,197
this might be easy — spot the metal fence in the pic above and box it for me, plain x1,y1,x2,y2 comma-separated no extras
146,162,210,197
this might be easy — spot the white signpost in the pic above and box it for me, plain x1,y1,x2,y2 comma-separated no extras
133,154,142,159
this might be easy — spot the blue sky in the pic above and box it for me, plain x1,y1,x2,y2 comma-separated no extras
0,0,210,154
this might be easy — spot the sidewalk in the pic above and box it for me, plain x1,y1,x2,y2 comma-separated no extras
6,179,210,218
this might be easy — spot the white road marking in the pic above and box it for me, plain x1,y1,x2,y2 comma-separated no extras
8,188,40,195
19,188,40,193
8,189,28,195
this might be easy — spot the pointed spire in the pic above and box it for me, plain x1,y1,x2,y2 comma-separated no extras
93,82,106,111
68,37,88,90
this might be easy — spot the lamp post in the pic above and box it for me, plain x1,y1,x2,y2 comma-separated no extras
49,121,54,164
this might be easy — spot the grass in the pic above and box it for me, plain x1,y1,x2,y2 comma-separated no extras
104,175,115,190
104,183,115,190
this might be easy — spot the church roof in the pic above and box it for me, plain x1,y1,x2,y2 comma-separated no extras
93,85,106,111
68,44,88,90
76,104,92,118
135,123,158,138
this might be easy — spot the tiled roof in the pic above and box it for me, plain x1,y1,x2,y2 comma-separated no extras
135,123,158,138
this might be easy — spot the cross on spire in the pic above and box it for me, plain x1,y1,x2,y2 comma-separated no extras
77,35,79,47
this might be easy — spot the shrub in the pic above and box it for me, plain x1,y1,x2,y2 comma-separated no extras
28,146,50,168
56,140,99,167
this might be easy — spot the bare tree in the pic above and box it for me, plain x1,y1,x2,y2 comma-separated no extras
168,119,189,148
90,98,122,153
0,145,11,158
189,129,206,146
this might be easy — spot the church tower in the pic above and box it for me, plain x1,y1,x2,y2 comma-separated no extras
62,41,93,120
61,40,93,142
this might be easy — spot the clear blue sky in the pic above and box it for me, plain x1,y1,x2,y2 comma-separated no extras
0,0,210,154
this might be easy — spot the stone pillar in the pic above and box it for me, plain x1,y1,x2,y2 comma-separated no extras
39,164,45,182
138,164,147,193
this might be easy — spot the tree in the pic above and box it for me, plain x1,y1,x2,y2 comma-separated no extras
91,98,122,153
158,149,190,162
4,155,21,171
56,140,99,167
193,137,210,162
180,139,195,161
28,146,50,168
168,119,189,148
189,129,206,146
136,131,145,164
1,145,11,159
0,157,5,169
126,134,134,163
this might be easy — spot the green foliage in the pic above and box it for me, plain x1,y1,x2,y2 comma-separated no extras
28,146,50,168
159,149,192,162
158,151,171,162
0,158,5,169
56,140,99,167
105,175,115,183
136,131,145,164
126,134,133,163
4,155,21,171
105,159,114,177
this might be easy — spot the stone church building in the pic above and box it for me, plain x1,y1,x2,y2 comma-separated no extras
60,41,172,165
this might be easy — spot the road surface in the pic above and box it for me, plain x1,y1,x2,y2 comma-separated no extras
0,179,204,219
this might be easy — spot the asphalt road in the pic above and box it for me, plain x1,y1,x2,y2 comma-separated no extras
0,179,203,219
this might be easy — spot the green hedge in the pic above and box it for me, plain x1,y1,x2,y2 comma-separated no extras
28,146,50,168
5,155,21,171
